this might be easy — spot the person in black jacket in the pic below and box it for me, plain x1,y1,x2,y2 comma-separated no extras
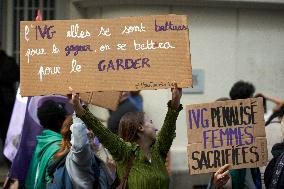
107,92,140,134
0,49,19,144
264,105,284,189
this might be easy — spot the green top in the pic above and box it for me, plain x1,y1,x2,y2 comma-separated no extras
79,101,182,189
25,129,62,189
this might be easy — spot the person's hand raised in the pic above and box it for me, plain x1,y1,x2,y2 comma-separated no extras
171,83,182,110
68,87,85,116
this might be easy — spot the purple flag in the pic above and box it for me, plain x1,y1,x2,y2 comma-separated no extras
4,88,28,161
5,92,73,185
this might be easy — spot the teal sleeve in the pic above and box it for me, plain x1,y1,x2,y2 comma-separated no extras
230,169,246,189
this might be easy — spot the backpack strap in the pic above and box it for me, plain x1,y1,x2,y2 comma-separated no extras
47,152,68,180
117,152,135,189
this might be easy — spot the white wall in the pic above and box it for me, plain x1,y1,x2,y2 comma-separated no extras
81,5,284,176
169,7,284,173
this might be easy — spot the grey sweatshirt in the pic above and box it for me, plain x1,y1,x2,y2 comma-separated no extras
66,116,112,189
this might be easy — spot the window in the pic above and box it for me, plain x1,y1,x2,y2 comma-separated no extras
0,0,6,48
13,0,56,63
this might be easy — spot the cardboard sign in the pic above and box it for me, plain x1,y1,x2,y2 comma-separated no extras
186,98,268,175
80,91,121,111
20,14,192,96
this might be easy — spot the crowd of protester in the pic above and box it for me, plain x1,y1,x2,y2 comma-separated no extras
1,55,284,189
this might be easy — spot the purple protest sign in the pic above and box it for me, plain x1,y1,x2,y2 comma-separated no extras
4,88,28,161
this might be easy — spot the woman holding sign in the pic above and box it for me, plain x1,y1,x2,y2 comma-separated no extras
228,81,262,189
207,164,231,189
68,84,182,189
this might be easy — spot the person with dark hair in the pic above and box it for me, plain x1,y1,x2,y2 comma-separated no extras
0,50,19,144
226,81,262,189
264,104,284,189
25,99,69,189
3,96,72,189
37,100,68,133
229,80,255,100
118,111,148,142
254,93,267,114
68,84,182,189
254,93,284,121
265,104,284,127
